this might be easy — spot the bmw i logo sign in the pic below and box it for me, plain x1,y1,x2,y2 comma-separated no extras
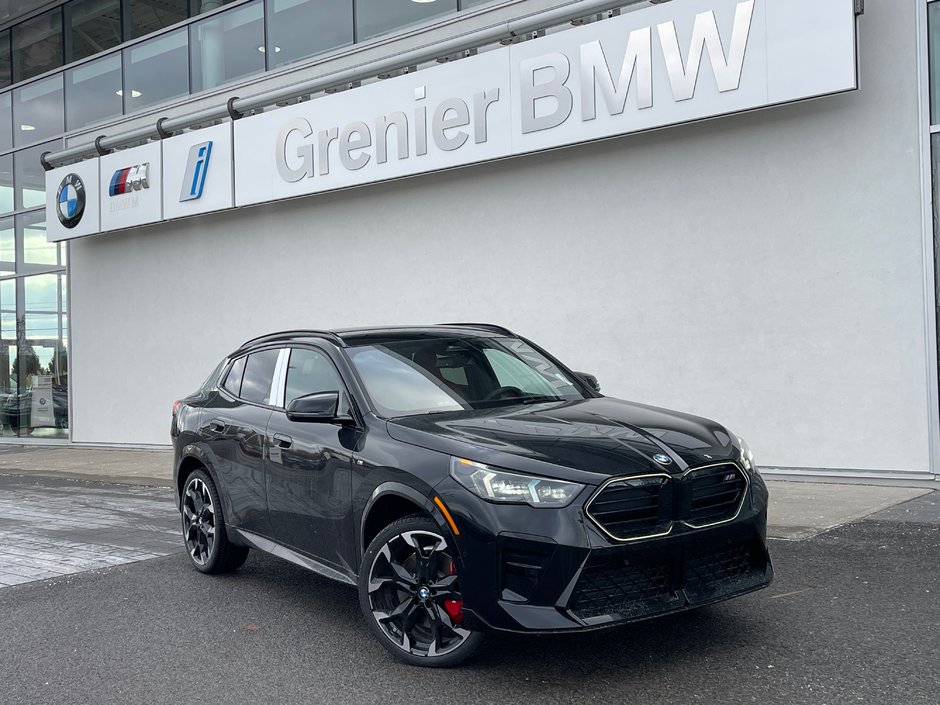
653,453,673,465
56,173,86,229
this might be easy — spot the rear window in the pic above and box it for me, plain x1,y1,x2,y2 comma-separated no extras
240,349,280,404
222,357,246,397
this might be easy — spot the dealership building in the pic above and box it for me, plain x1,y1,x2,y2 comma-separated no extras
0,0,925,484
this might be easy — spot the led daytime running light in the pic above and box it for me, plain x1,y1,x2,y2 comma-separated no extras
450,457,584,507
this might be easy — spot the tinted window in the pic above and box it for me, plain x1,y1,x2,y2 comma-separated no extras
284,348,342,406
127,0,188,40
123,29,189,112
12,75,64,147
65,0,121,62
12,9,63,82
347,336,586,418
356,0,456,40
65,53,122,130
190,1,264,92
241,349,280,404
267,0,353,69
222,356,245,396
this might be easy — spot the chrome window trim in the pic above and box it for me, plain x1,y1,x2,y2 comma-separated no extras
270,347,289,408
583,472,674,543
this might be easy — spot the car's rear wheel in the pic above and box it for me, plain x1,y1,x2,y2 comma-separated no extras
359,515,483,667
181,468,248,574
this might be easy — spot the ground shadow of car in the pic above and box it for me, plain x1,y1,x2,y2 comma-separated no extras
0,385,69,432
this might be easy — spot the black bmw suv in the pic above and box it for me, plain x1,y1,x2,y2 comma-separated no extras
171,325,772,667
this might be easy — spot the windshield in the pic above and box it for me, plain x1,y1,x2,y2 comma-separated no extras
346,336,588,418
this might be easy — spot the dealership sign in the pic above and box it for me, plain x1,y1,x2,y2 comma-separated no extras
45,0,857,240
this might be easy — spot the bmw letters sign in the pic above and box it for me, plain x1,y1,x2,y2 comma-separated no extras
45,0,857,239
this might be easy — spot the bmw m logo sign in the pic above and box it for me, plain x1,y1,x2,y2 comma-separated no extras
653,454,673,465
56,173,85,229
109,163,150,196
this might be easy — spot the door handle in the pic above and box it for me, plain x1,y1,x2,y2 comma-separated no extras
272,433,293,449
208,419,225,433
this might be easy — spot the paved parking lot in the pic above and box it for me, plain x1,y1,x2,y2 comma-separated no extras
0,475,179,586
0,474,937,704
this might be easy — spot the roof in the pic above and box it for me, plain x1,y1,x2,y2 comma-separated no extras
239,323,515,350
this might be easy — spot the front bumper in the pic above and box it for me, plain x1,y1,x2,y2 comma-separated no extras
437,471,773,634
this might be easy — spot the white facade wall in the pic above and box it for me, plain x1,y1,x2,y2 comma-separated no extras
69,0,935,477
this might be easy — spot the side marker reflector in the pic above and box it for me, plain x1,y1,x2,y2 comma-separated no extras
433,496,460,536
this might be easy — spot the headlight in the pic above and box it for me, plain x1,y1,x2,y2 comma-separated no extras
450,457,584,507
735,435,756,472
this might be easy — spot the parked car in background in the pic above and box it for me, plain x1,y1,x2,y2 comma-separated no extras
0,384,69,432
171,325,773,667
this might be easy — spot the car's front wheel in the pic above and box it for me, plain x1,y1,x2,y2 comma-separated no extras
181,468,249,574
359,515,483,667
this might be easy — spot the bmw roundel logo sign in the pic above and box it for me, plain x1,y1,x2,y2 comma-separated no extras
653,453,673,465
56,173,86,229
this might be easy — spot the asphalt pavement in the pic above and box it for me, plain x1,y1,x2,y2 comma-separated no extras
0,474,937,705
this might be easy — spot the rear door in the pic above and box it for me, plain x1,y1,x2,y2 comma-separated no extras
199,347,281,535
264,346,356,570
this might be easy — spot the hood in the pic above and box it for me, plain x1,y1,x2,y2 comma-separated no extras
386,397,738,484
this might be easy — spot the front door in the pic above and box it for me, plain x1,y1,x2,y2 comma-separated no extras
265,346,356,571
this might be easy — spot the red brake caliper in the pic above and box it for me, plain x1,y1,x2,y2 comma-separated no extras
442,558,463,625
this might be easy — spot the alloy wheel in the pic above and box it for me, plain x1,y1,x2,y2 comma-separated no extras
182,477,216,565
367,530,470,658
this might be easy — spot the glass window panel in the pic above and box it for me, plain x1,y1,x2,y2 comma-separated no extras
0,30,10,90
14,141,59,211
128,0,188,40
931,3,940,125
0,334,14,403
24,273,59,312
0,218,12,274
0,278,13,308
222,355,245,396
355,0,457,41
0,91,12,153
0,155,12,216
241,349,279,403
12,75,64,146
65,54,123,130
13,312,67,437
24,314,58,342
285,348,342,405
17,211,58,268
267,0,353,69
65,0,122,63
0,311,14,339
123,29,189,112
459,0,491,6
193,0,239,15
12,9,63,82
190,1,264,93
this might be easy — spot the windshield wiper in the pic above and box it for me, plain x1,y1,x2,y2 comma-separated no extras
519,395,564,405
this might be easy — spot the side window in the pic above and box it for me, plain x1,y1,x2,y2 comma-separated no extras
222,356,246,397
240,349,281,404
285,348,343,406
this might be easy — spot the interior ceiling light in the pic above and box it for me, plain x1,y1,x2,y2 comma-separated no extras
19,124,35,131
115,89,142,97
411,0,438,3
258,46,281,53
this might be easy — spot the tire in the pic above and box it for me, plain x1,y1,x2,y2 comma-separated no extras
181,468,249,574
359,515,484,668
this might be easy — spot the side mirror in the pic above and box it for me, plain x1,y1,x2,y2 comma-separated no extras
575,371,601,393
286,391,340,422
